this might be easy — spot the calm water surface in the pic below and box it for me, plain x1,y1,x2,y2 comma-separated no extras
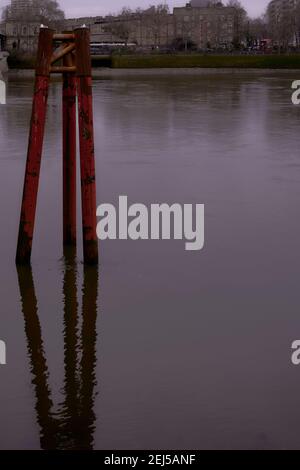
1,70,300,449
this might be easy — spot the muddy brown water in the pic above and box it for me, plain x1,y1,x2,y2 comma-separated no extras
1,70,300,449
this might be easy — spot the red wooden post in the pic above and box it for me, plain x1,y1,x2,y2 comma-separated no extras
16,28,99,265
16,27,54,264
75,27,98,265
63,51,77,246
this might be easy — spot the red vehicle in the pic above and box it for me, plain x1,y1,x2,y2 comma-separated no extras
260,38,273,53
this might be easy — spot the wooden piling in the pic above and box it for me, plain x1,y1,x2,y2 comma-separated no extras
75,27,98,265
63,50,77,246
16,26,98,265
16,27,54,264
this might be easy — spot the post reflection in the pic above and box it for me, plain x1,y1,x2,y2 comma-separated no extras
16,251,99,450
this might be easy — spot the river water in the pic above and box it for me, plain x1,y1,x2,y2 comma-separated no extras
1,69,300,449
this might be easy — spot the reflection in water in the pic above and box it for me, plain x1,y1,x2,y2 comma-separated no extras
16,266,57,449
16,251,99,450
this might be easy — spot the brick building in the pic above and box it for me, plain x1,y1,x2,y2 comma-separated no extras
82,2,236,50
173,3,236,48
0,0,238,53
0,21,40,52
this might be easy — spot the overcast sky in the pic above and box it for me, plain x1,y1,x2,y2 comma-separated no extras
0,0,270,19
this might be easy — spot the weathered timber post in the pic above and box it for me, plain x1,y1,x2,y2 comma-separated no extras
16,27,54,264
63,46,77,246
75,27,98,265
16,26,99,265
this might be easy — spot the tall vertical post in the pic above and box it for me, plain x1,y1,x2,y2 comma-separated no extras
63,50,77,246
75,27,98,265
16,27,54,264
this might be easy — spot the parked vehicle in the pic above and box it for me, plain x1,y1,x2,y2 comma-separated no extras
90,42,136,55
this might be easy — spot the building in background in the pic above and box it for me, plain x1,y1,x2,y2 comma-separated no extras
0,0,42,53
173,2,235,49
10,0,31,16
84,2,236,51
0,0,237,54
0,21,39,52
191,0,219,5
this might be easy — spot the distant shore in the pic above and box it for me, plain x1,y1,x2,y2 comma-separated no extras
7,67,300,83
7,53,300,71
110,54,300,69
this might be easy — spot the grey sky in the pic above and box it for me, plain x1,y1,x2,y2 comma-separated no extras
0,0,270,19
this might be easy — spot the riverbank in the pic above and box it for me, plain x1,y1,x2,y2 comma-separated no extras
7,53,300,70
110,54,300,69
7,67,300,81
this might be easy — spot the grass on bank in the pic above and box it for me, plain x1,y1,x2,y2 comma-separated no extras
109,54,300,69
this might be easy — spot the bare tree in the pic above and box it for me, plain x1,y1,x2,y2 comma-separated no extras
2,0,65,27
32,0,65,24
267,2,295,52
247,16,268,47
142,4,170,48
294,1,300,47
227,0,247,47
175,20,197,51
104,7,135,46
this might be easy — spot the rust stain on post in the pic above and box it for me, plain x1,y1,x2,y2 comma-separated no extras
63,51,77,246
16,28,54,265
16,27,99,265
75,27,99,265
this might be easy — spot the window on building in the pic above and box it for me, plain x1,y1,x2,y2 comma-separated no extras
22,26,27,35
